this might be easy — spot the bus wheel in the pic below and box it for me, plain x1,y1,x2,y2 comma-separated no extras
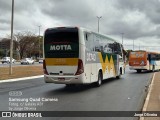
95,71,102,87
137,70,141,73
116,68,122,79
116,75,121,79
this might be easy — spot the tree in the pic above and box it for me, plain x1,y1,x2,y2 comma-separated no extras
1,31,43,59
0,38,17,58
14,31,43,59
0,49,5,58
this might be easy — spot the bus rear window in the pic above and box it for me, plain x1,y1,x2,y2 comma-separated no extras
44,28,79,58
129,52,146,58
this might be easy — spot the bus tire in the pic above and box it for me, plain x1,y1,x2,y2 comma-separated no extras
137,70,141,73
95,71,102,87
116,67,122,79
116,75,121,79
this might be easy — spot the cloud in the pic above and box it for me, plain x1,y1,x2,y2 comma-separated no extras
0,0,159,51
40,0,97,26
0,0,11,14
115,0,160,24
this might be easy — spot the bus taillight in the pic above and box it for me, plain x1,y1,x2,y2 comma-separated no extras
75,59,84,75
43,60,49,75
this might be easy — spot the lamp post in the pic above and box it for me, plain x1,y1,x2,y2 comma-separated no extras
121,33,124,45
133,39,135,51
9,0,14,75
38,25,41,58
97,16,102,33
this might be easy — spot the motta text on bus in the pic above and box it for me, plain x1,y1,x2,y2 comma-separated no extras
50,45,72,51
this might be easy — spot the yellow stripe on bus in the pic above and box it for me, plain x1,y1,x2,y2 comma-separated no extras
45,58,78,66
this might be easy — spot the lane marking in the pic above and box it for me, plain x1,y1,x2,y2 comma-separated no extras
0,75,44,83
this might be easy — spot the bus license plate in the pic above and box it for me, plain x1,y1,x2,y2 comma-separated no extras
58,78,65,81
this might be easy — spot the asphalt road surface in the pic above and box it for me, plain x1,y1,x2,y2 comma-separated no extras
0,66,153,120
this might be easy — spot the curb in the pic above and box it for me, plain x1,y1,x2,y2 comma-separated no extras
0,75,44,83
139,73,156,120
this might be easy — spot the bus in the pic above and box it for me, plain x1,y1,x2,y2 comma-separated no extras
43,27,125,87
129,50,160,73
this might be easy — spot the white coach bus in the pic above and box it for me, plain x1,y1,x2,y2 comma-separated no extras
43,27,125,87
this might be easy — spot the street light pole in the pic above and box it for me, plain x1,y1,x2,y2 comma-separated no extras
121,33,124,45
9,0,14,75
38,25,41,58
133,39,135,51
97,16,102,33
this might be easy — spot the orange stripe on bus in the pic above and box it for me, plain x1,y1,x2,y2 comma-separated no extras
45,58,78,66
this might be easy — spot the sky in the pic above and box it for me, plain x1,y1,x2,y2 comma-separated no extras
0,0,160,51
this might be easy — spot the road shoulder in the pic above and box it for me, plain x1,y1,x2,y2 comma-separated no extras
140,72,160,120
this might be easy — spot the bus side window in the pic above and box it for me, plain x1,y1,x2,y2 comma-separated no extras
94,35,101,52
85,32,94,52
158,54,160,61
148,54,151,61
156,54,160,61
85,33,88,41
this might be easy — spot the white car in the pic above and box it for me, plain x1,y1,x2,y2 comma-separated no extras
21,58,34,64
1,57,15,64
38,58,43,64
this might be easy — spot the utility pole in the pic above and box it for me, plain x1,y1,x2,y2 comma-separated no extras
38,25,41,58
9,0,14,75
133,39,135,51
97,16,102,33
121,33,124,45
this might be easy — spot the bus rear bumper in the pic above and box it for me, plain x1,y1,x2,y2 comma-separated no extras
129,66,149,70
44,74,84,84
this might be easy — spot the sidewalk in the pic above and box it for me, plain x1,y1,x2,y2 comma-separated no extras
141,72,160,120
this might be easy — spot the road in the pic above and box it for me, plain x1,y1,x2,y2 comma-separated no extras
0,67,153,120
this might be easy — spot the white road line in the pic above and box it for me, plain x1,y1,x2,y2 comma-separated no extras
0,75,44,83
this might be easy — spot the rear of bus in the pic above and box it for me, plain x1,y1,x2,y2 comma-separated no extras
43,27,84,84
129,51,148,73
